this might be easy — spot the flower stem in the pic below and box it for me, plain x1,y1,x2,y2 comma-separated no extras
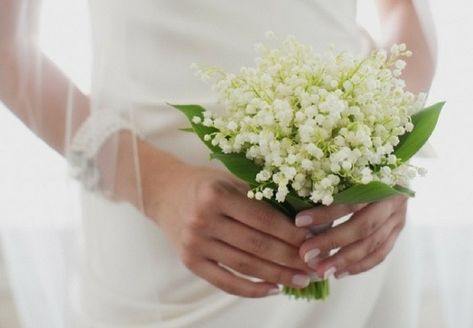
282,280,330,301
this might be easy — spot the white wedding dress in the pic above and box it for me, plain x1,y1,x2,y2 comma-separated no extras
74,0,418,327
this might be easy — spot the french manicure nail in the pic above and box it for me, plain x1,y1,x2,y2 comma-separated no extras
295,215,313,227
324,267,337,279
307,257,320,270
309,272,322,282
304,248,321,263
292,274,311,288
336,272,349,280
267,288,280,296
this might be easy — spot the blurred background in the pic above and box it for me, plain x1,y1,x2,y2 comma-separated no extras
0,0,472,327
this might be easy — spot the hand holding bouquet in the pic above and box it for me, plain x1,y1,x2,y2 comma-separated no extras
171,33,443,300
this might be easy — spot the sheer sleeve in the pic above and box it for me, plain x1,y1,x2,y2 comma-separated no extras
412,0,438,158
1,0,147,208
412,0,438,66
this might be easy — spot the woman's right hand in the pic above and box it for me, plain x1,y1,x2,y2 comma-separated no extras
142,155,314,298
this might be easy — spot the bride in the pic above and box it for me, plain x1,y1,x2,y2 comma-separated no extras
0,0,435,327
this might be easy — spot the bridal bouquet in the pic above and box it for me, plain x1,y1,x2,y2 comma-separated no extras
170,33,443,301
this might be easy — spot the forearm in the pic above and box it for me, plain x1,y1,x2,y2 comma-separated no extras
0,0,90,154
0,47,186,215
0,44,90,154
97,130,188,217
376,0,436,92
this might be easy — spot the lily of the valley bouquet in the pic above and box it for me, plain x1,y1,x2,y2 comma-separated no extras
170,33,443,301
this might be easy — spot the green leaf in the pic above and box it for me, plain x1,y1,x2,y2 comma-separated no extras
394,101,444,162
285,193,316,212
393,185,416,197
333,181,415,204
179,127,195,132
168,103,221,153
168,103,206,120
210,153,262,185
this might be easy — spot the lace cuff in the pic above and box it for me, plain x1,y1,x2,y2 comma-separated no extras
67,110,140,190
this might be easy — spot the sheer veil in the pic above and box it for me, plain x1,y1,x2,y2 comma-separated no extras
412,0,438,64
1,0,145,326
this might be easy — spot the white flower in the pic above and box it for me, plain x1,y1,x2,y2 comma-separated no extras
405,122,414,132
203,118,214,126
306,143,324,159
227,121,238,131
256,169,272,182
361,175,373,184
262,187,274,199
276,185,289,202
322,195,334,206
395,59,406,70
194,36,425,203
192,116,202,124
255,192,264,200
417,167,428,176
301,159,314,170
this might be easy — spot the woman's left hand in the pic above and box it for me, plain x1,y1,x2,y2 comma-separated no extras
295,195,408,280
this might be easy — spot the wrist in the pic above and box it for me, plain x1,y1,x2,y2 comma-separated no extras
137,137,191,220
97,130,191,219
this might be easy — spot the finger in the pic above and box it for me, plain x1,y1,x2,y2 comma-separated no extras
299,201,394,266
222,191,310,247
340,224,402,277
309,216,399,278
308,222,332,235
210,216,309,271
205,239,311,289
302,223,332,276
191,260,280,298
294,203,367,227
227,174,251,195
302,250,331,281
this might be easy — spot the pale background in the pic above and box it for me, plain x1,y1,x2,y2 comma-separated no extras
1,0,472,327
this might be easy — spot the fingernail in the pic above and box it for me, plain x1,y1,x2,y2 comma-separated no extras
309,272,323,282
336,272,349,280
295,215,313,227
324,267,337,279
305,232,314,240
304,248,320,263
307,257,320,270
267,288,280,296
292,274,311,288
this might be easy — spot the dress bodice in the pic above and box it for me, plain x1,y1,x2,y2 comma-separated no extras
88,0,367,105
